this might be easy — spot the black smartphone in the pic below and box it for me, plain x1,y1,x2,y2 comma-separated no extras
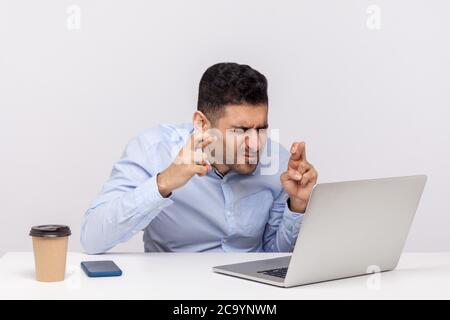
80,260,123,278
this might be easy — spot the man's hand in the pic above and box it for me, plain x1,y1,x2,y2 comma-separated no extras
280,142,318,213
157,131,215,197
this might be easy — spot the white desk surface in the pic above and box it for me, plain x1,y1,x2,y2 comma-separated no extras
1,252,449,300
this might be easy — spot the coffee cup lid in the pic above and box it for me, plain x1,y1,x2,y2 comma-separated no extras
29,225,71,238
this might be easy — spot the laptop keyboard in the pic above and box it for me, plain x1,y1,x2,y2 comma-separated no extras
257,267,288,279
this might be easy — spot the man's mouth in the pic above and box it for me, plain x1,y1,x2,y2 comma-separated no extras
243,153,259,163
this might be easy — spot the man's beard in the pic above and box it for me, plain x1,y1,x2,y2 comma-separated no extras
230,163,258,175
228,156,259,175
211,148,260,175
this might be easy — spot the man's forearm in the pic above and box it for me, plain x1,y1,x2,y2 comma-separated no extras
288,197,307,214
81,176,173,254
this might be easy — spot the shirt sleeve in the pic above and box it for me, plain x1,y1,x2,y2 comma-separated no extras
80,136,174,254
262,189,305,252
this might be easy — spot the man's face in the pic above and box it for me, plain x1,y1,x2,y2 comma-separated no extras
209,104,269,175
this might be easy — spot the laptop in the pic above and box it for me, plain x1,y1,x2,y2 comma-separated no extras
213,175,427,287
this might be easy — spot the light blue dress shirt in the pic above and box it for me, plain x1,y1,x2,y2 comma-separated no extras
81,123,304,254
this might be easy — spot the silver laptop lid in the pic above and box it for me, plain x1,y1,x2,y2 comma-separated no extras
284,175,427,287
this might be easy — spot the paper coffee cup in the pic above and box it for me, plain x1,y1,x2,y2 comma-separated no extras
29,225,71,282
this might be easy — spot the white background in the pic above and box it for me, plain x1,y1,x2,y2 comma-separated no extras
1,0,449,256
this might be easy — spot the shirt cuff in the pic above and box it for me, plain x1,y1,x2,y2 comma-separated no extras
134,175,174,215
282,199,305,236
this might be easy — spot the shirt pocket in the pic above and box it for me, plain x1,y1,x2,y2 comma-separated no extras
234,190,274,237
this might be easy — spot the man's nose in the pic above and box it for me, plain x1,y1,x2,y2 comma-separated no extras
245,130,261,151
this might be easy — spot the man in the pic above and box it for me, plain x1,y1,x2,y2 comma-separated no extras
81,62,318,254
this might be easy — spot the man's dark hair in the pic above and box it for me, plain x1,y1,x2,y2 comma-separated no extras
197,62,268,123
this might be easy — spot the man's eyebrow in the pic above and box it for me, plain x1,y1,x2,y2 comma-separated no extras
232,124,269,130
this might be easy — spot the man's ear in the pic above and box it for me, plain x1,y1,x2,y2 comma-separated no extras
192,111,210,132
